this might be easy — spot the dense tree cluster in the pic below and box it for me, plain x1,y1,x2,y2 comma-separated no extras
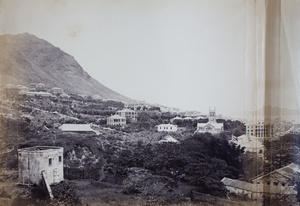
263,133,300,173
104,133,245,196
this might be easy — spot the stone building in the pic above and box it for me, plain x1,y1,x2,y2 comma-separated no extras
18,146,64,185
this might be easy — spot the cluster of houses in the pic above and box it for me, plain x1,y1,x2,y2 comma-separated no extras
106,107,226,134
155,108,225,134
3,83,69,99
158,107,224,134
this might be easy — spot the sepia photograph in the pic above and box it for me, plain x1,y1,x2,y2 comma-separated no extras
0,0,300,205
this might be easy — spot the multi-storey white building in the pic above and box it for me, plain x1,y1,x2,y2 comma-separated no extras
116,108,137,121
246,121,274,138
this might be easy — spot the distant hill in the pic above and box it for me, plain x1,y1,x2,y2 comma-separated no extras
241,106,300,121
0,33,131,102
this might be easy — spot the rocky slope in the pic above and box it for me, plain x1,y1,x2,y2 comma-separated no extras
0,33,130,101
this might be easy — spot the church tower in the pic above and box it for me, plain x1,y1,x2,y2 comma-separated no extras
208,107,217,123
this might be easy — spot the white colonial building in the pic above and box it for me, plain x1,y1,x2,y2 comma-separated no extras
155,124,178,132
107,114,126,126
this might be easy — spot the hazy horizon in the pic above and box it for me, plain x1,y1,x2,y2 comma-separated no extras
1,0,299,120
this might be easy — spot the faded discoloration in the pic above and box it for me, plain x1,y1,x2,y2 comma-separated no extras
67,25,83,38
53,0,67,5
265,0,281,118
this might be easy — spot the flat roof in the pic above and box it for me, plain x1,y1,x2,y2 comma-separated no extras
59,124,95,132
107,114,126,119
18,146,63,152
156,123,177,127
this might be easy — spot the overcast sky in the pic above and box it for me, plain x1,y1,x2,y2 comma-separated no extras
0,0,299,119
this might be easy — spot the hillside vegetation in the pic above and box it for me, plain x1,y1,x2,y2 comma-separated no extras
0,87,249,205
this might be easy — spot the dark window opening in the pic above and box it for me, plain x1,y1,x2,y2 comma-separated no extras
49,158,52,166
59,156,62,162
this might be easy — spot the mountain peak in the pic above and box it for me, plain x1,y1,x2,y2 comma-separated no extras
0,33,130,102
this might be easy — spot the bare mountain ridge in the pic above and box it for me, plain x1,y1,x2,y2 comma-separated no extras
0,33,130,102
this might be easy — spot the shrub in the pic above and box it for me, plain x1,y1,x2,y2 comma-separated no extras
51,181,81,206
122,173,181,203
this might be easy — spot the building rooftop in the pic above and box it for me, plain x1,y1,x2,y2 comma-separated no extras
222,177,297,195
107,114,126,119
59,124,97,133
18,146,63,152
251,163,300,182
222,177,254,192
230,134,264,152
155,123,177,127
194,116,207,120
183,117,193,120
159,135,180,144
171,116,182,120
197,122,223,129
117,108,136,112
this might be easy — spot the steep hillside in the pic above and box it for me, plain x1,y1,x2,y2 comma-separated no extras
0,33,130,101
